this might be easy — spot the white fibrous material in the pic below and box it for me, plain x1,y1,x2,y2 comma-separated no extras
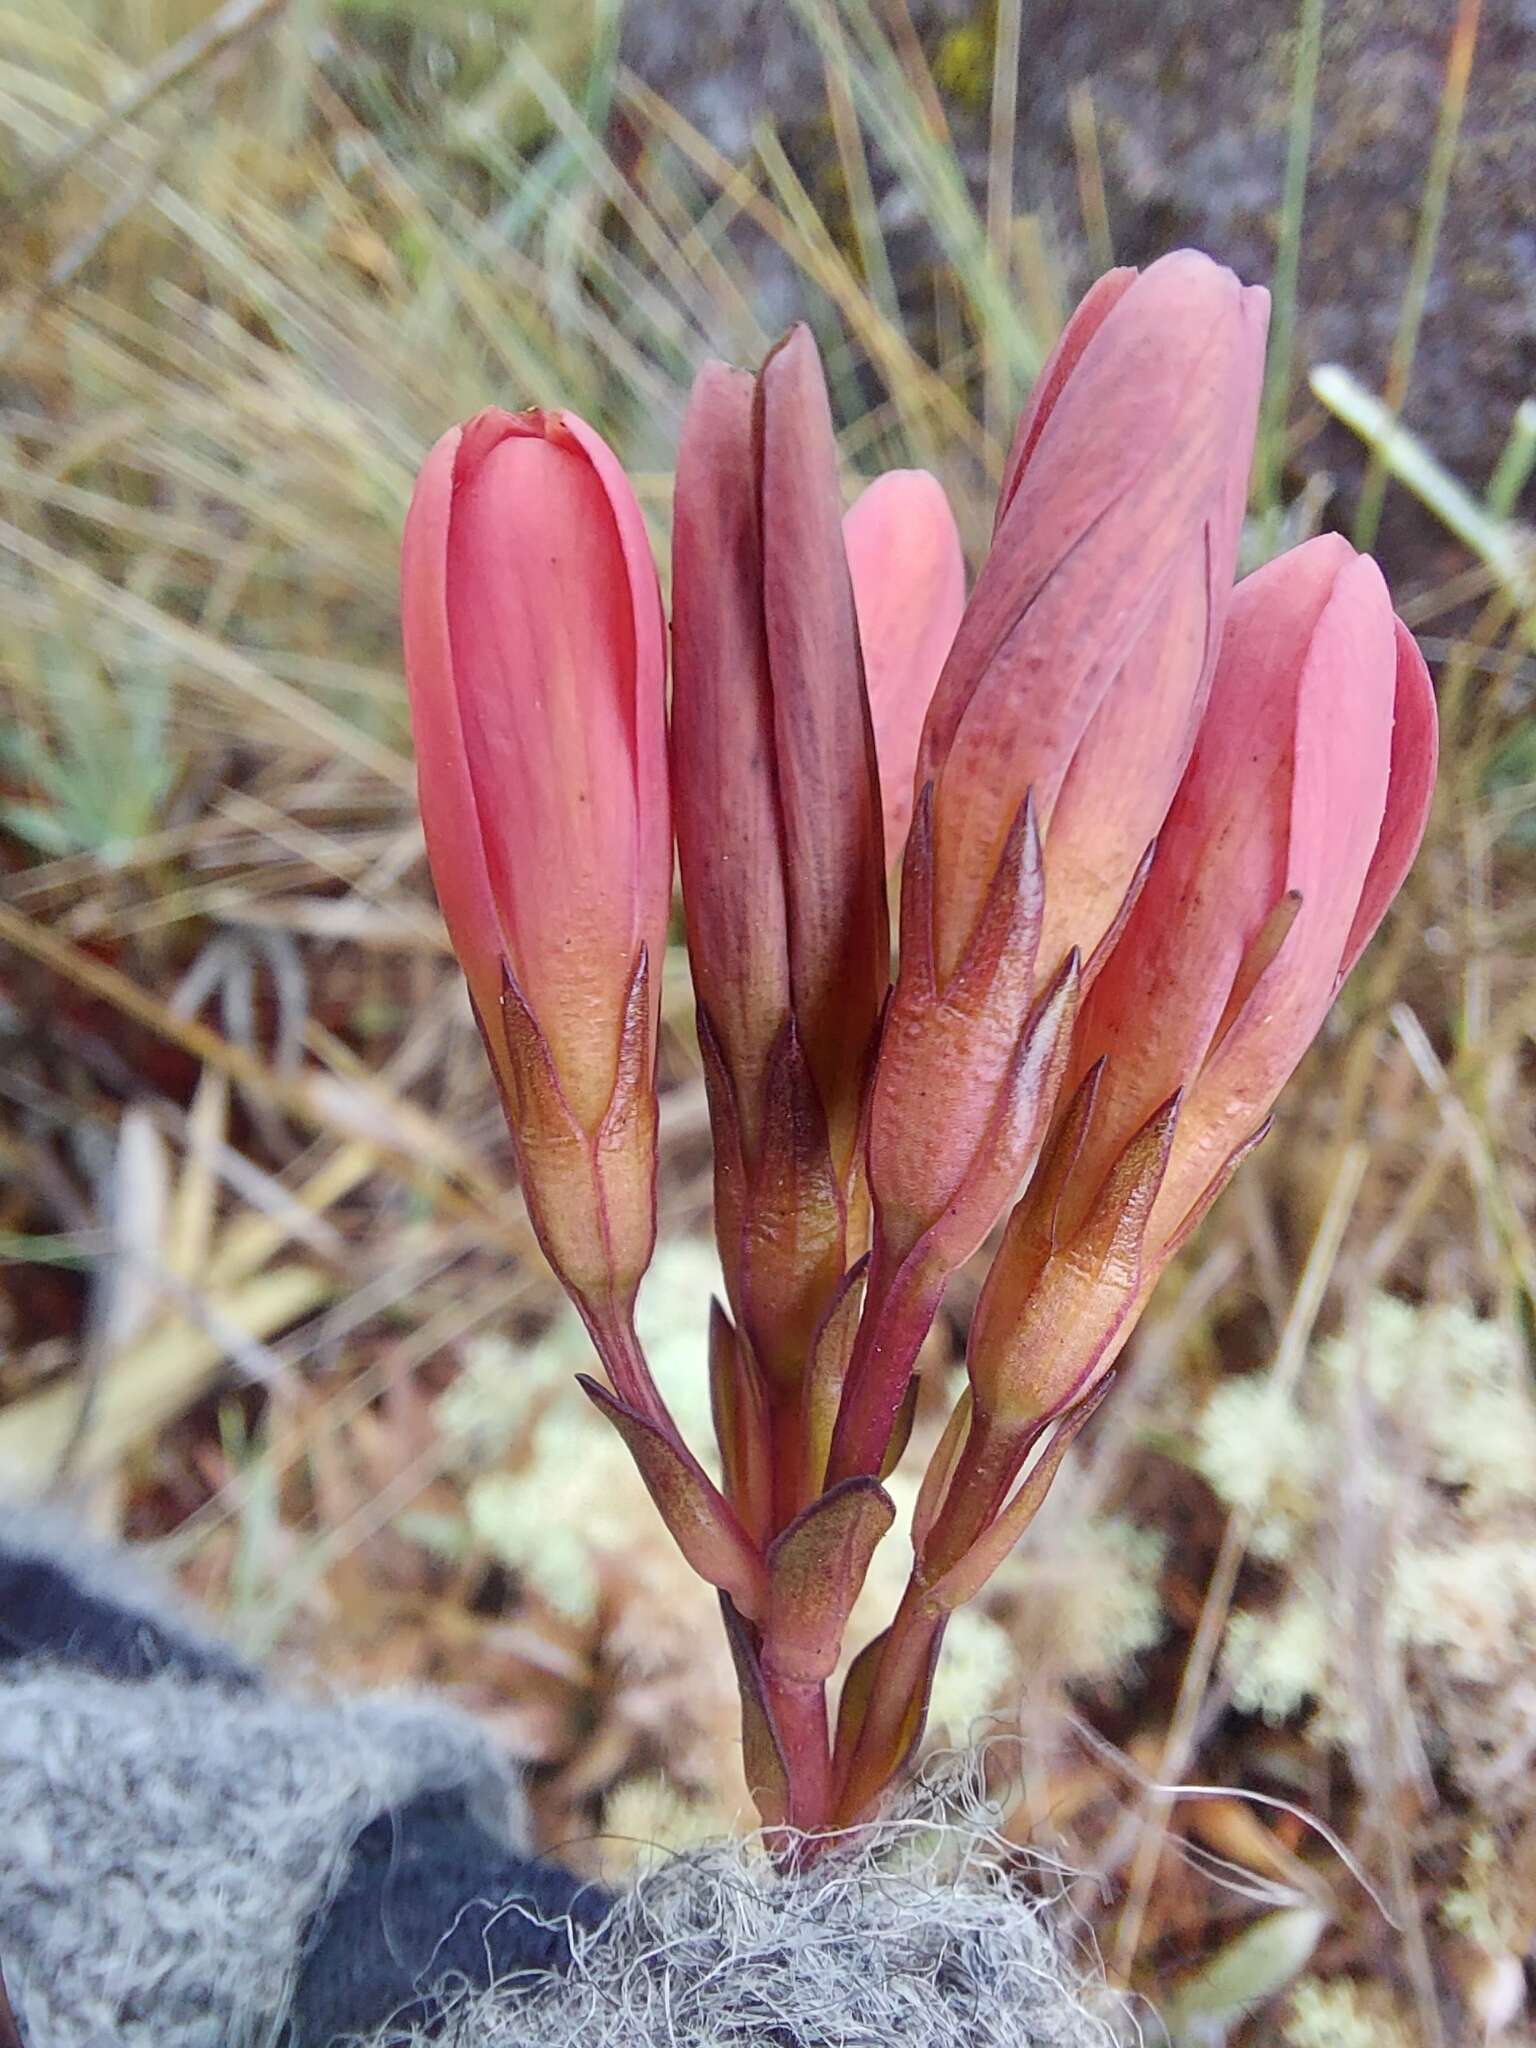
392,1785,1125,2048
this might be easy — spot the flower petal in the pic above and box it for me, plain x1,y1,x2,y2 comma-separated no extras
843,469,966,863
671,361,792,1124
917,252,1269,979
1338,618,1439,982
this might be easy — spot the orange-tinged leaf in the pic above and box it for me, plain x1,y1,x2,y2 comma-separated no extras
708,1299,772,1546
831,1626,886,1780
879,1375,920,1482
924,1380,1111,1612
832,1616,947,1824
911,1386,972,1555
800,1258,867,1497
764,1476,895,1687
580,1375,768,1621
739,1016,848,1390
720,1594,791,1829
967,1093,1176,1428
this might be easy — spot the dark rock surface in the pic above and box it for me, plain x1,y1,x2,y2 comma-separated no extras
622,0,1536,562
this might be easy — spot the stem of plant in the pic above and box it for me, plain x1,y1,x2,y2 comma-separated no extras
587,1298,669,1427
1352,0,1481,552
1252,0,1323,550
762,1667,833,1837
833,1407,1021,1822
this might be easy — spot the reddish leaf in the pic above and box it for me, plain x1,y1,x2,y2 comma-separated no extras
799,1257,867,1498
719,1595,791,1829
708,1299,772,1546
764,1476,895,1687
580,1375,768,1621
911,1387,972,1556
924,1380,1112,1613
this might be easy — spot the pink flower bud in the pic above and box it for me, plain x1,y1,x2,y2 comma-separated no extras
919,250,1270,986
843,470,966,864
401,407,670,1324
832,255,1266,1484
1073,531,1438,1257
672,330,890,1388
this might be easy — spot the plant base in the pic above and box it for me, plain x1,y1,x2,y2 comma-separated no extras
406,1776,1126,2048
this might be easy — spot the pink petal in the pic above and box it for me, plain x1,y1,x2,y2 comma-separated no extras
995,266,1137,528
1281,550,1399,985
1069,534,1388,1232
1036,527,1211,977
843,469,966,863
555,410,673,950
1338,618,1439,981
671,361,792,1124
917,252,1268,980
758,325,890,1162
400,421,503,1028
430,408,666,1127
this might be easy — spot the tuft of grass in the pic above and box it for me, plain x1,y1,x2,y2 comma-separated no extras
0,633,181,864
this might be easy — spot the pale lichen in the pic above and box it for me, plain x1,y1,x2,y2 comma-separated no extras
1197,1294,1536,1809
1283,1976,1416,2048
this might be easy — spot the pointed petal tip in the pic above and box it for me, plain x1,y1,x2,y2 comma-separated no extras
1145,1090,1185,1152
760,321,819,386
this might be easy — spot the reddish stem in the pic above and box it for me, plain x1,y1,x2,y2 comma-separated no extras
769,1392,808,1534
762,1665,834,1837
833,1406,1026,1824
581,1293,668,1424
919,1405,1025,1575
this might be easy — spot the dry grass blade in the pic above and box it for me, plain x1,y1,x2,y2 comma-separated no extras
1109,1144,1369,1986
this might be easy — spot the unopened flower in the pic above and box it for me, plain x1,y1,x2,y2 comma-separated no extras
831,253,1268,1485
671,329,891,1398
401,256,1440,1852
401,406,670,1382
920,251,1270,984
1069,530,1438,1263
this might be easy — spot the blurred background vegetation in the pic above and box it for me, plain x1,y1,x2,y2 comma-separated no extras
0,1,1533,2041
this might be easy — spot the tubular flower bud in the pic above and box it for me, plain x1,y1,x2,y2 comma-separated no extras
830,253,1265,1486
843,469,966,865
843,542,1435,1714
672,330,890,1390
1072,531,1439,1264
401,407,670,1363
919,250,1270,987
